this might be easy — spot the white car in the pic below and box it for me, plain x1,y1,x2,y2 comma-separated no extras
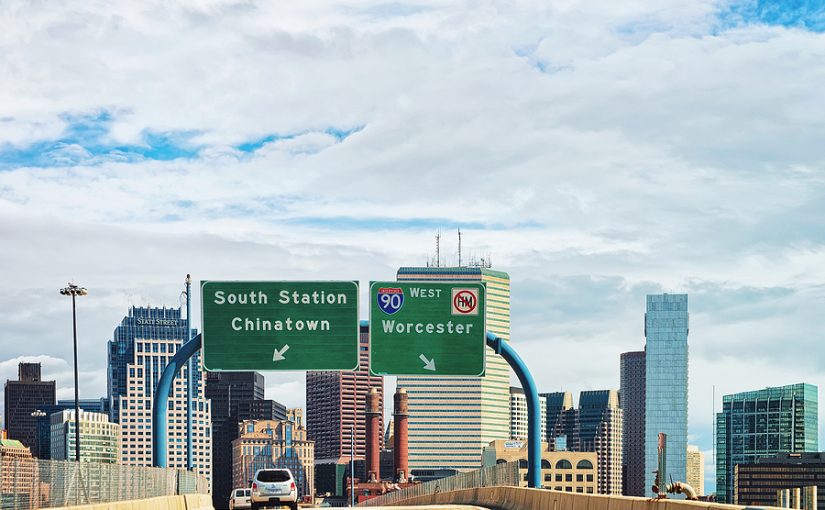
229,488,252,510
251,468,298,510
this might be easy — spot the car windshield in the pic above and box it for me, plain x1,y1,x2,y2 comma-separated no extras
245,489,251,496
257,470,291,482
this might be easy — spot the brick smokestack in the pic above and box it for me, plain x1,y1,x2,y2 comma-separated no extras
394,388,409,482
365,387,381,482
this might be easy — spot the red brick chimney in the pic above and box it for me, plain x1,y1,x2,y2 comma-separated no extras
366,387,381,482
394,388,409,482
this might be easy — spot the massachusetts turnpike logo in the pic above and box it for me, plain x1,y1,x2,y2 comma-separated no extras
377,287,404,315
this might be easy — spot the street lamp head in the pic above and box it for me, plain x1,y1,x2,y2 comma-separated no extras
59,283,88,297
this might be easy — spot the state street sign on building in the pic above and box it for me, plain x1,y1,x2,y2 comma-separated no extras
369,281,486,376
201,281,359,371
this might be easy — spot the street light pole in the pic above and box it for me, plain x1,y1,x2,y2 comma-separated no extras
60,283,87,464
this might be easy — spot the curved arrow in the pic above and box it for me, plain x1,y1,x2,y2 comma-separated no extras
419,353,436,371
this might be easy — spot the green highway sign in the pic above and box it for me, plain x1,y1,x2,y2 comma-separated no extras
201,281,359,371
369,281,486,376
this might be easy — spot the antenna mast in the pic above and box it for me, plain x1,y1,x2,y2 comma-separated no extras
458,228,462,267
436,231,441,268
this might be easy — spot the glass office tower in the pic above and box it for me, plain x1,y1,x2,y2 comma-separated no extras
716,383,818,503
644,294,688,497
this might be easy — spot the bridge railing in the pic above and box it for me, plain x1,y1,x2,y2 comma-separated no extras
360,461,521,507
0,456,208,510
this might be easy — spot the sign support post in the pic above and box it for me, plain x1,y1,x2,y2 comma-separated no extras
486,332,541,489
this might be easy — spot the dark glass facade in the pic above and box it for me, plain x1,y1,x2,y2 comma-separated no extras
541,391,573,446
735,452,825,508
620,350,645,496
3,363,56,458
205,371,266,509
716,383,818,503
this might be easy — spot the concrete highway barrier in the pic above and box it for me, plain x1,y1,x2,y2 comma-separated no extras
366,486,781,510
41,493,213,510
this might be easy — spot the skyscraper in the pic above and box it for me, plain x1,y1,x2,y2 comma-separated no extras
396,266,511,472
541,392,573,447
686,445,704,496
3,363,55,458
549,390,623,494
306,323,383,463
715,383,818,503
620,350,645,496
107,306,212,481
644,294,688,498
205,371,265,509
510,387,547,441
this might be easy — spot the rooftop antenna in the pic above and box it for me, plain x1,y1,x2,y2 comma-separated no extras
436,230,441,268
458,228,462,267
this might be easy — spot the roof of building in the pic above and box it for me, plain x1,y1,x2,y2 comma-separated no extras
0,439,27,449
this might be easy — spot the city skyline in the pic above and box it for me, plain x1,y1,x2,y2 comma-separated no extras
3,0,825,497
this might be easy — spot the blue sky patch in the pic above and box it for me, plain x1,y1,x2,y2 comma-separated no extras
235,125,365,154
0,110,202,169
717,0,825,32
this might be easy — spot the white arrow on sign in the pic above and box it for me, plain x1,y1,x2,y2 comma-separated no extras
419,354,437,371
272,344,290,362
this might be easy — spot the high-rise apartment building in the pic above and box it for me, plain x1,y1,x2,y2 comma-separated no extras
510,387,547,441
3,363,56,458
551,390,623,494
644,294,688,498
306,323,383,463
620,350,645,496
49,409,120,463
396,266,511,472
686,445,704,496
107,306,212,481
232,419,315,500
205,371,265,509
716,383,818,503
541,392,573,448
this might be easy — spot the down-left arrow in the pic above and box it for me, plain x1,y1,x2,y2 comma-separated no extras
272,344,290,361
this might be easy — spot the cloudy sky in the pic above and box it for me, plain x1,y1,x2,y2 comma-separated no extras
2,0,825,493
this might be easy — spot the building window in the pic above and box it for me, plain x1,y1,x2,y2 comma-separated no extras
555,459,572,469
576,459,593,470
576,474,583,482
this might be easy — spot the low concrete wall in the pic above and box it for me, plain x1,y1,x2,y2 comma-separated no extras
44,493,213,510
377,486,779,510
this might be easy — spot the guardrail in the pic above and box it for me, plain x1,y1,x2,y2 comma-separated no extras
359,461,521,507
0,456,208,510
